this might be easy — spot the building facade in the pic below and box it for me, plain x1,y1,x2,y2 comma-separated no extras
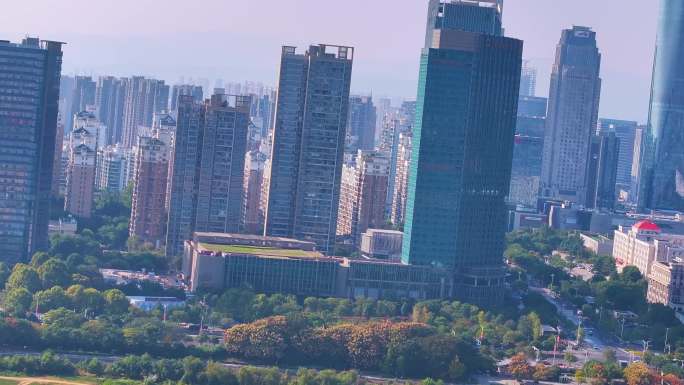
242,151,267,234
612,220,684,277
165,93,250,256
597,118,637,196
647,262,684,312
402,0,521,305
263,44,354,255
540,26,602,205
337,151,390,245
96,76,127,145
593,131,620,210
121,77,169,148
390,132,412,226
64,111,99,218
95,145,129,192
194,94,250,234
509,96,547,207
639,1,684,212
0,38,63,263
129,129,171,247
347,95,377,151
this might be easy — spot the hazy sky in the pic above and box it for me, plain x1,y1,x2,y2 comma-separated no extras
1,0,657,122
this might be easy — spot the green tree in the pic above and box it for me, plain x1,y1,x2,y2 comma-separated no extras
33,286,71,312
4,287,33,316
37,258,70,288
6,264,41,293
205,361,238,385
30,251,51,267
103,289,129,314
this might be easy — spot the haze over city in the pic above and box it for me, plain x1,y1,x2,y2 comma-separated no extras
1,0,656,121
4,1,684,385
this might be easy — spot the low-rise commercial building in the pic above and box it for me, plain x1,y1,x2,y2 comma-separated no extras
580,233,613,256
613,220,684,277
360,229,403,260
184,232,453,300
647,261,684,312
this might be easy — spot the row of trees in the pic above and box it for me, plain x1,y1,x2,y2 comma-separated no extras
2,351,402,385
224,315,491,381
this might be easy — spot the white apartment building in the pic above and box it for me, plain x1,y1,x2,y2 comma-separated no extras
612,220,684,277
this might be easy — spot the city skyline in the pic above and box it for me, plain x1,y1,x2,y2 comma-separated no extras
1,0,656,122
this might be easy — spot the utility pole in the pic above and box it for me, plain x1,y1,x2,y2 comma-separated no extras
665,328,670,354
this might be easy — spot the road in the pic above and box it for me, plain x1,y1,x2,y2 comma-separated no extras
529,286,642,364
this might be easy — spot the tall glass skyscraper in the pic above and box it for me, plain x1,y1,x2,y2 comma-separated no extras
0,38,64,263
540,26,602,207
639,0,684,211
264,45,353,255
402,0,522,305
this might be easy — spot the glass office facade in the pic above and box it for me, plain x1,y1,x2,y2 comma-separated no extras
639,0,684,211
0,38,63,263
402,30,522,305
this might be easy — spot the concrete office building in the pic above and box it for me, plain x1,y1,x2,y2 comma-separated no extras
64,111,100,218
185,232,453,300
263,44,354,255
360,229,403,260
402,0,521,305
540,26,602,205
0,38,63,263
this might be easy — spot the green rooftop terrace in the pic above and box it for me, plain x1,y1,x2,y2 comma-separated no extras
197,243,323,258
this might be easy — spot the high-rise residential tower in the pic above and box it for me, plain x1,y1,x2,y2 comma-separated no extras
347,95,376,151
165,93,250,256
96,144,130,192
170,84,203,111
194,94,250,234
540,26,602,205
129,124,172,248
390,133,412,227
402,0,522,305
337,151,390,245
121,77,170,148
64,111,100,218
165,95,204,257
68,76,96,134
638,1,684,212
263,44,354,255
519,60,537,97
242,151,267,234
96,76,127,145
0,38,63,263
